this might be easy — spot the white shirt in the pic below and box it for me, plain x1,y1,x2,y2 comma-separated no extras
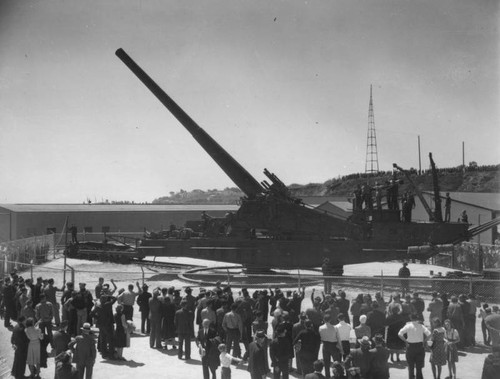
220,352,235,368
319,322,340,342
398,321,431,343
335,321,352,341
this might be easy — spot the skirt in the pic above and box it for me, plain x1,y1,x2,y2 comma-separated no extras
26,340,40,366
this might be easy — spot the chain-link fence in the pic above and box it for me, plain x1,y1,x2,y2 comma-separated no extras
176,270,500,303
430,242,500,272
0,234,55,278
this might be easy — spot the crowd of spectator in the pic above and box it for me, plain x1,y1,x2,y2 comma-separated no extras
2,270,500,379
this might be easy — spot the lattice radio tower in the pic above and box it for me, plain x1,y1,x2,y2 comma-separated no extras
365,85,379,174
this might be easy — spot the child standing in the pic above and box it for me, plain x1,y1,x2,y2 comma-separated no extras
444,319,460,379
218,343,242,379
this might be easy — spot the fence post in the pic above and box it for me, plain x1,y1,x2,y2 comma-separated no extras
380,270,384,298
30,259,33,281
140,266,145,285
298,269,301,290
226,269,231,286
469,276,473,295
65,263,75,287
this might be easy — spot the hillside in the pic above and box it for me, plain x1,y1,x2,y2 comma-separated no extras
152,164,500,204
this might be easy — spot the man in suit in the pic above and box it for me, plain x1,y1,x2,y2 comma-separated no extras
148,290,163,349
175,300,194,360
247,330,268,379
91,294,116,359
52,320,72,356
294,320,321,376
72,323,96,379
304,360,326,379
269,324,294,379
196,318,220,379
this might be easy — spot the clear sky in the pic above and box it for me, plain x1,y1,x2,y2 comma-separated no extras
0,0,498,203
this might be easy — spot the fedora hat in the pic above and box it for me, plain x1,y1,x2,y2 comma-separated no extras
358,336,371,347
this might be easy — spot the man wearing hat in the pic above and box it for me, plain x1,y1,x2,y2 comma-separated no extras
345,336,375,379
137,284,152,334
269,324,294,378
182,286,197,312
370,334,390,379
55,350,77,379
52,320,71,356
73,323,96,379
321,258,333,294
304,360,326,379
2,277,17,328
398,263,411,297
74,283,93,333
293,320,321,376
247,330,268,379
319,313,343,378
175,300,194,360
196,318,220,379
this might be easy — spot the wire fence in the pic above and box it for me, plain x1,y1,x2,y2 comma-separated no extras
1,235,499,303
0,234,55,279
176,272,500,303
1,257,499,311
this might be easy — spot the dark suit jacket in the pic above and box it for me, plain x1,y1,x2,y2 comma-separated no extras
52,330,71,355
196,326,220,368
175,307,194,335
73,334,96,365
247,341,267,376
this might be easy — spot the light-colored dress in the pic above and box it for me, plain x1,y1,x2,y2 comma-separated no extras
25,326,43,366
445,328,459,363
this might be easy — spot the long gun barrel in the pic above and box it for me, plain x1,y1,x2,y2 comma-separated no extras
115,48,265,199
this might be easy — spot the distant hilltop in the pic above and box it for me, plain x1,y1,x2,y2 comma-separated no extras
151,163,499,205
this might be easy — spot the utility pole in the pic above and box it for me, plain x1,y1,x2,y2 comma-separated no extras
418,135,421,175
365,85,379,174
462,141,465,172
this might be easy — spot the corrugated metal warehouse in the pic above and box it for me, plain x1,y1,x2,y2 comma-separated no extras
0,204,239,241
0,191,497,244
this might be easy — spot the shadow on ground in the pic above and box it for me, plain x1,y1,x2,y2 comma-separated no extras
101,359,145,368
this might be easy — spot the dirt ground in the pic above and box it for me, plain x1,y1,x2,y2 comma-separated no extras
0,257,496,379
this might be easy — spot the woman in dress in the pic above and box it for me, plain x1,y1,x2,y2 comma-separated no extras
113,304,128,360
11,316,29,379
25,317,43,379
444,318,460,379
429,318,447,379
385,306,407,362
161,295,177,350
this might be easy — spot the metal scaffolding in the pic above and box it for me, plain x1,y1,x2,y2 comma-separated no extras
365,85,379,174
